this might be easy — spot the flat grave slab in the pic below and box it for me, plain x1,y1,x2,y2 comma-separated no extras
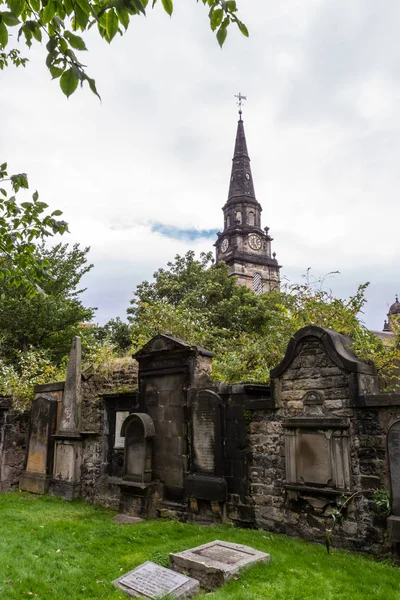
169,540,270,591
112,561,200,599
113,514,143,525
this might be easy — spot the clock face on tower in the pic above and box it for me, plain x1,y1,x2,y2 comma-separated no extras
221,238,229,253
248,234,262,251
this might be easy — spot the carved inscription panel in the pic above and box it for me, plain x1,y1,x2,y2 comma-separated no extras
297,432,332,486
193,409,215,474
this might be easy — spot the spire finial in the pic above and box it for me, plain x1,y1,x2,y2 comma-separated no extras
234,92,247,120
396,294,399,303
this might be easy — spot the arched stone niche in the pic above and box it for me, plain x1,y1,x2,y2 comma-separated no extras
121,413,155,484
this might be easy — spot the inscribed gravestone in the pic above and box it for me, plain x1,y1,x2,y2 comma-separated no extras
388,420,400,516
297,432,331,486
112,561,199,599
192,391,222,475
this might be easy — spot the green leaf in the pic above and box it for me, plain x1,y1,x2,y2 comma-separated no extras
46,36,58,52
31,24,42,42
117,8,130,29
30,0,40,12
85,75,101,100
8,0,24,17
225,0,237,11
73,4,89,29
1,12,20,26
210,8,223,31
131,0,146,15
42,1,57,24
161,0,172,16
216,25,227,48
105,9,118,41
237,20,249,37
0,21,8,48
65,30,87,50
60,67,79,97
50,65,63,79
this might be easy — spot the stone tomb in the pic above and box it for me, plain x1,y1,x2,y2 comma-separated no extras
169,540,270,590
387,419,400,542
112,561,199,599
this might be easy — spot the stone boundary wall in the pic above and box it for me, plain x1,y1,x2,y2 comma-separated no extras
0,398,30,492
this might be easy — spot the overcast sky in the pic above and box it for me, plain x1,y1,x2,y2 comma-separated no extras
1,0,399,330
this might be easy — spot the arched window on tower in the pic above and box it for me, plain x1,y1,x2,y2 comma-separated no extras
253,273,263,295
226,215,230,227
235,211,242,224
248,211,255,226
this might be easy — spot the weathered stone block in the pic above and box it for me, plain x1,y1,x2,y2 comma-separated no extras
170,541,270,591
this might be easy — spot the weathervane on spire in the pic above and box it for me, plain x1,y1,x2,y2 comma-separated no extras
234,92,247,119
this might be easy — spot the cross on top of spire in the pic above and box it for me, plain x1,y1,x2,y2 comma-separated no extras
234,92,247,119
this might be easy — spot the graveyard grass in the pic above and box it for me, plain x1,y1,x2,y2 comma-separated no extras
1,493,399,600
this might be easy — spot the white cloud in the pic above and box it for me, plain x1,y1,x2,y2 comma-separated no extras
1,0,399,333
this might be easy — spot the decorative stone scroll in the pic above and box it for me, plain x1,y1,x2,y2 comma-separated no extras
283,391,351,492
121,413,155,484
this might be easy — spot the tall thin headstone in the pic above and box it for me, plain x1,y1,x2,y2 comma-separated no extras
57,336,82,436
51,337,83,500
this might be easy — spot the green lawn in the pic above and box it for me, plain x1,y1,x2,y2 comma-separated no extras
0,492,399,599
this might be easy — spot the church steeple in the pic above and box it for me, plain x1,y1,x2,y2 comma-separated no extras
215,100,281,295
227,118,257,203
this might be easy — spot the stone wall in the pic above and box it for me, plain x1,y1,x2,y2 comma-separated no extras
0,398,29,491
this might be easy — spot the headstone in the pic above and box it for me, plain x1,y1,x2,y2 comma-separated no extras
19,395,57,494
387,420,400,542
192,391,221,475
112,561,200,599
170,540,270,591
56,336,82,436
50,337,83,500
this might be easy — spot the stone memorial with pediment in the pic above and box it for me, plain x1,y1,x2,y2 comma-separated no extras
112,561,200,599
387,420,400,542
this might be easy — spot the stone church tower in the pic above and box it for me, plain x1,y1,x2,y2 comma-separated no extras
215,112,281,293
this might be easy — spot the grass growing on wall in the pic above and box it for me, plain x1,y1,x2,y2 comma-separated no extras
0,492,399,600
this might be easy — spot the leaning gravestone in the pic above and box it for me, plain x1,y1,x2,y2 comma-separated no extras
170,540,270,591
112,561,200,599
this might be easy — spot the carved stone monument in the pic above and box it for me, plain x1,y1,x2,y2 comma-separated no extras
118,413,161,519
19,395,58,494
170,540,270,591
112,561,199,599
387,419,400,542
50,337,83,500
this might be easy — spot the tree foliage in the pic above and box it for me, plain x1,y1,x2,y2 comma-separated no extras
0,0,247,98
0,241,95,364
128,251,400,387
0,164,68,292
